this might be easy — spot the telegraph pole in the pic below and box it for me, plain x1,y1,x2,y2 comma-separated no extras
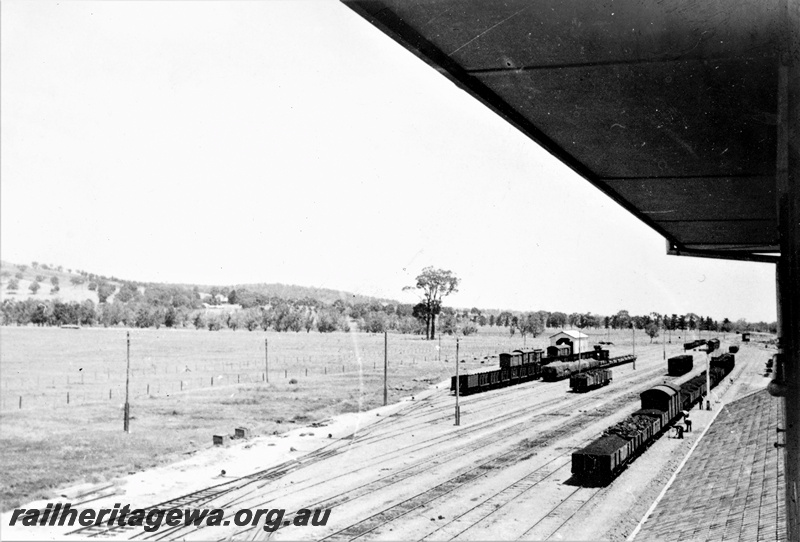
706,348,711,410
383,331,388,406
124,331,131,433
454,337,460,425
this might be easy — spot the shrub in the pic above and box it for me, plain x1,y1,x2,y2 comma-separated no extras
29,281,41,294
361,312,386,333
207,315,223,331
7,278,19,290
316,310,340,333
97,283,115,303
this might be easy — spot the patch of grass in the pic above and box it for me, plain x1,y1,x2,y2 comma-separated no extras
0,325,691,510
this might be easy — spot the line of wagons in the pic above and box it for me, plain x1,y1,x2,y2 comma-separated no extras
670,337,738,376
450,344,637,395
683,338,719,351
571,352,736,484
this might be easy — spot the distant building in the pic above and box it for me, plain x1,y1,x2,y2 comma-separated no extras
550,329,590,354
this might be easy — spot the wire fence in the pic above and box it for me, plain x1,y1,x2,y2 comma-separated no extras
0,327,547,412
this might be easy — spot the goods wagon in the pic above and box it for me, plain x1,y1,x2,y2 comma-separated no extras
546,345,571,359
711,353,735,373
499,352,523,369
450,346,612,396
640,384,681,423
513,348,540,365
705,338,721,352
571,434,631,484
668,354,693,376
680,375,706,409
569,368,612,392
729,345,739,353
450,356,543,395
541,354,631,382
572,358,735,484
683,339,707,350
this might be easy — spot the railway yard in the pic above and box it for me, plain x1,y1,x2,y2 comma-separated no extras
2,339,771,540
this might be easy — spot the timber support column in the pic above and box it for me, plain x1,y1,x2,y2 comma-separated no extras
771,2,800,537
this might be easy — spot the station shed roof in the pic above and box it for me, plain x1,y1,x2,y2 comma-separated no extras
550,330,589,339
340,0,786,263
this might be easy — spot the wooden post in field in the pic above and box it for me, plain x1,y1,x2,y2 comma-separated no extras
455,337,460,426
632,325,636,369
383,331,388,406
124,331,131,433
265,338,269,383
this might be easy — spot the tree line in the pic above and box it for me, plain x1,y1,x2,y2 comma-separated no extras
0,264,775,336
0,294,775,337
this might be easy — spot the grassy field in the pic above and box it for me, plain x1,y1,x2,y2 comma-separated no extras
0,325,715,510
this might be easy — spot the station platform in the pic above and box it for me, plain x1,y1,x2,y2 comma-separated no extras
634,389,787,541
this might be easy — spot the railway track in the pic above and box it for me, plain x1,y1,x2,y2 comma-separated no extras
344,360,663,448
247,373,682,541
155,393,606,540
420,455,574,541
303,408,621,542
519,483,602,540
69,357,689,540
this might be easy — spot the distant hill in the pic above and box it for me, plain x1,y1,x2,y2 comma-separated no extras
174,282,397,306
0,260,105,303
0,260,398,307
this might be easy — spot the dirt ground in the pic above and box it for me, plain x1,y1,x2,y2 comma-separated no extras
1,339,771,541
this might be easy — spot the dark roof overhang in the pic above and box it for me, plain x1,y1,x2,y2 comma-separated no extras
340,0,786,263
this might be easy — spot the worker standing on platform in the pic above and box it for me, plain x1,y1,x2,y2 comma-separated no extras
683,410,692,432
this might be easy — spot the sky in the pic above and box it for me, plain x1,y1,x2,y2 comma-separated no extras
0,0,778,322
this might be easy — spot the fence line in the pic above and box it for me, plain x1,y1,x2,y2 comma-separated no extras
1,331,558,412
